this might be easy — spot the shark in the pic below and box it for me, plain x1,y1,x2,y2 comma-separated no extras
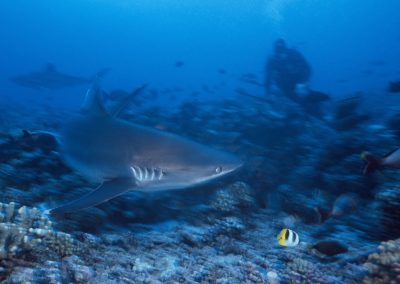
50,83,243,215
11,64,109,90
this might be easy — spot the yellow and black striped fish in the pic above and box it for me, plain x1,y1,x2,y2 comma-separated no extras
277,228,300,247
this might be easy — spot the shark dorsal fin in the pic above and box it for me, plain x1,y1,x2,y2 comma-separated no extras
80,81,108,116
110,84,147,117
44,63,57,73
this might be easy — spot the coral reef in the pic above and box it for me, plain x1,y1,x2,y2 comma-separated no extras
0,202,77,260
363,239,400,284
375,182,400,240
283,258,329,284
5,256,95,284
6,261,64,284
2,85,400,283
211,216,247,239
210,181,257,216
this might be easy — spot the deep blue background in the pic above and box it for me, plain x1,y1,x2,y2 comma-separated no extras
0,0,399,111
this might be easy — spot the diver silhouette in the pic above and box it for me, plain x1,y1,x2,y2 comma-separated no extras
265,39,311,102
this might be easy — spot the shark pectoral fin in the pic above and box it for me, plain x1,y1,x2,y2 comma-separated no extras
50,178,134,216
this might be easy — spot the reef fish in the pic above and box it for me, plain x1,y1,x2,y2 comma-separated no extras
21,130,60,154
361,148,400,174
50,83,242,215
312,241,348,256
315,193,359,223
277,228,300,247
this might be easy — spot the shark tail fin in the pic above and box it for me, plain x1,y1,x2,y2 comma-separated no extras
110,84,147,117
361,151,382,175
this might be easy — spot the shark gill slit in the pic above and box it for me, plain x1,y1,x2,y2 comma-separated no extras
130,166,164,181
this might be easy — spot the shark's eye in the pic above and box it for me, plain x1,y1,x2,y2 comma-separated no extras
215,166,222,174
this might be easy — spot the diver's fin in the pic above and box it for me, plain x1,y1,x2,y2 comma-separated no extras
361,151,382,175
44,63,57,73
80,80,108,116
50,178,135,216
110,84,147,117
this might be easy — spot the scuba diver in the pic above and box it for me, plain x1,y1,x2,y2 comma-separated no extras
265,39,331,119
265,39,311,102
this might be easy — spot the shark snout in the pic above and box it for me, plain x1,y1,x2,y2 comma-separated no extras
218,155,243,176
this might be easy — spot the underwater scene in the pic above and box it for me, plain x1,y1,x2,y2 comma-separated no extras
1,0,400,283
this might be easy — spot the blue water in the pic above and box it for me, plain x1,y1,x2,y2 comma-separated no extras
1,1,400,283
1,1,399,102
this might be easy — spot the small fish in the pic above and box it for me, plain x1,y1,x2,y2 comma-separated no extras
301,90,330,104
361,148,400,175
312,241,348,256
361,69,374,77
218,68,227,75
332,114,370,131
202,84,212,93
335,78,348,84
21,129,60,154
368,59,386,67
241,73,258,80
315,193,359,223
330,193,358,218
277,228,300,247
235,88,272,104
175,61,184,68
239,73,264,87
388,81,400,93
334,96,363,120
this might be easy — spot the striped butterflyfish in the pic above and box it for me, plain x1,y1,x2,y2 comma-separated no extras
277,228,300,247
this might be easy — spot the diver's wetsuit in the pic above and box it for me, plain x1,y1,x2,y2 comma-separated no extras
266,44,311,102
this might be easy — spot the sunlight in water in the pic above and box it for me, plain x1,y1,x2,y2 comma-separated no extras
263,0,293,36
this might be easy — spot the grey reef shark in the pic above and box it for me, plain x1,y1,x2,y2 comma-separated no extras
50,83,243,215
11,63,109,90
